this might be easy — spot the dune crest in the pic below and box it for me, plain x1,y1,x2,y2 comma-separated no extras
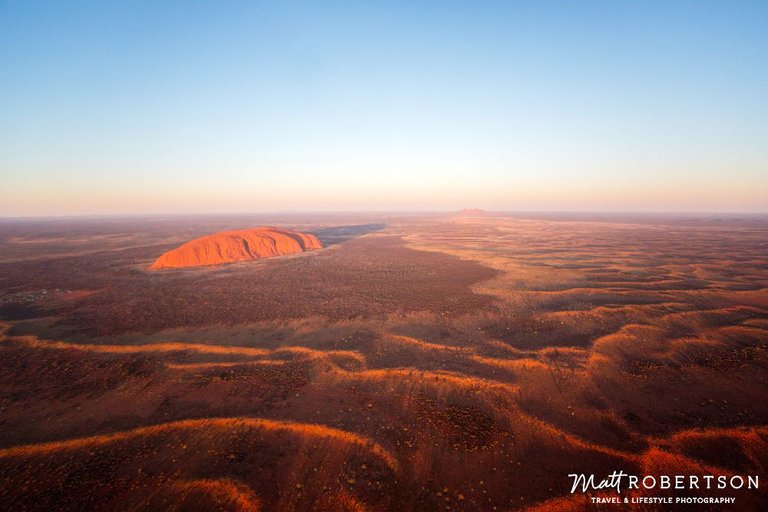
150,227,322,269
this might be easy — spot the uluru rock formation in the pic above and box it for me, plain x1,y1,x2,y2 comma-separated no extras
149,227,322,270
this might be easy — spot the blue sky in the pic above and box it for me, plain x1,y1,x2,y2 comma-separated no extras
1,1,766,215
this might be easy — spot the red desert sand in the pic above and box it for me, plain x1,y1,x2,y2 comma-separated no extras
1,214,767,511
149,227,322,269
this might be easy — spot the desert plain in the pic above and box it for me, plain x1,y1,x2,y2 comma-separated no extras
0,212,767,511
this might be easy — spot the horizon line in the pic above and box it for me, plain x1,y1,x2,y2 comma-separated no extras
2,209,768,221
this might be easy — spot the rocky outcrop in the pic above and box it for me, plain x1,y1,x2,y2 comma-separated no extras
149,227,322,270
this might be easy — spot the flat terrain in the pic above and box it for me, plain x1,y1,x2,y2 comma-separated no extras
1,213,767,511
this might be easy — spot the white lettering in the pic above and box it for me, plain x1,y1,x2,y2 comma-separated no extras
718,475,727,489
643,476,656,489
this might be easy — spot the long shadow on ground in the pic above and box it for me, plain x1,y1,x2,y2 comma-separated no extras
311,223,386,246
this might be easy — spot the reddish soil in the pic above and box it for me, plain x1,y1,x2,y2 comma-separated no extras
0,214,766,511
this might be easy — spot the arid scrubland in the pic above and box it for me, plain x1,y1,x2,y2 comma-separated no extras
1,213,767,510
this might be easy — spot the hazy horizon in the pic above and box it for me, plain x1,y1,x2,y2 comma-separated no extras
2,1,767,216
4,209,768,222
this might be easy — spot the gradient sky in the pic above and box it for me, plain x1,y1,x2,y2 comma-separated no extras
1,1,767,215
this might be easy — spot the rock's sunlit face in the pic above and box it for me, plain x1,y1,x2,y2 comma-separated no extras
149,227,322,269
